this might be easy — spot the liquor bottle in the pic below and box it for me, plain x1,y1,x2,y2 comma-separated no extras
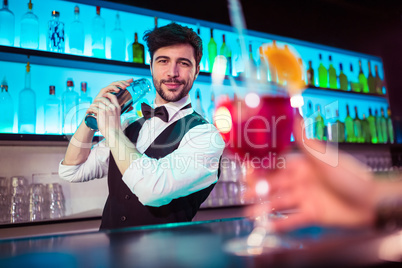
110,12,126,61
367,108,378,144
207,92,215,124
367,61,375,94
131,33,144,64
91,6,105,58
233,39,244,78
334,110,345,142
197,26,208,72
194,88,205,117
345,104,355,142
44,85,60,134
20,0,39,49
69,5,84,55
353,106,363,143
350,63,360,92
154,17,158,29
259,46,268,82
0,77,14,133
379,107,388,143
47,11,64,53
318,54,328,88
18,62,36,134
248,43,258,80
306,60,314,86
78,82,92,124
304,100,314,139
207,29,217,73
387,108,394,144
298,58,305,85
62,78,79,134
219,34,232,76
314,104,325,140
361,113,371,143
0,0,15,46
328,55,337,89
375,109,383,143
374,65,383,95
339,63,348,90
358,60,369,93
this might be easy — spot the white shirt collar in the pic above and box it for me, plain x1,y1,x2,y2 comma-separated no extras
154,95,192,122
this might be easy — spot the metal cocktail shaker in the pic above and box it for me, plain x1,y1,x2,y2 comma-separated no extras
84,78,152,131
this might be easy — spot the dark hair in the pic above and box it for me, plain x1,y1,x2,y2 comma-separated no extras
143,22,203,67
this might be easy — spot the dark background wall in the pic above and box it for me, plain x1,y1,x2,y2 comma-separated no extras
112,0,402,118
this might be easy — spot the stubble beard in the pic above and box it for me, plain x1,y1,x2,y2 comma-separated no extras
153,78,194,103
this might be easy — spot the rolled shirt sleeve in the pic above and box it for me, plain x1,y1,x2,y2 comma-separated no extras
58,139,110,182
122,123,225,207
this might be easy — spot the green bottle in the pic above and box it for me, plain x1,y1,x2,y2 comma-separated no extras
339,63,348,90
345,105,355,142
358,60,369,93
375,109,383,143
367,108,378,143
350,63,361,92
219,34,232,76
314,104,325,140
328,55,337,89
305,101,314,139
380,108,388,143
367,61,376,94
307,60,315,86
132,32,144,64
361,114,371,143
374,65,383,95
387,108,394,143
318,54,328,88
353,106,363,143
330,109,345,142
208,29,217,73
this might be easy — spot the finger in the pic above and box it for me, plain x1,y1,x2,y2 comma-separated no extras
271,212,312,232
269,192,300,212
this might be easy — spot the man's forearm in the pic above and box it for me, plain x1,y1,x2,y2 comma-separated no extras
63,120,96,165
107,128,142,175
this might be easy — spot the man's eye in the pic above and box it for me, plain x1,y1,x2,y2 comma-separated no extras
158,59,167,63
180,61,190,66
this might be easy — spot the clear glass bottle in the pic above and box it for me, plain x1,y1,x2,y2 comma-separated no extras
78,81,92,124
44,85,60,134
219,34,232,76
18,62,36,134
318,53,328,88
207,92,215,124
197,26,208,72
0,77,14,133
314,104,325,140
233,38,244,78
328,55,337,89
132,32,144,64
0,0,15,46
110,12,126,61
20,0,39,49
350,63,360,92
374,65,383,95
248,43,258,80
304,100,314,139
358,60,369,93
91,6,105,58
353,106,363,143
367,61,375,94
339,63,348,90
194,88,205,117
334,110,345,143
62,78,79,134
69,5,84,55
208,29,217,73
47,11,64,52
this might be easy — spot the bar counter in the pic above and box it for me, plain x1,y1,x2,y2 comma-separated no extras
1,217,401,267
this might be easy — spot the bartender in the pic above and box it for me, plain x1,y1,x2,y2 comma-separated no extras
58,23,225,229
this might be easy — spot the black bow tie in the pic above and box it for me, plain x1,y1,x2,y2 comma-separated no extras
141,103,169,122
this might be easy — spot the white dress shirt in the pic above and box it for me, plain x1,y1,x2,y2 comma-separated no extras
59,95,225,207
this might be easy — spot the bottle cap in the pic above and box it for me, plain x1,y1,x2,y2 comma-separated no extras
52,10,60,17
67,79,74,87
96,6,101,15
81,82,87,92
1,76,7,92
49,85,56,95
28,0,32,10
26,62,31,73
74,5,79,14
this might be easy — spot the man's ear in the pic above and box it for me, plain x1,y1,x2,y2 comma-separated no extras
149,60,153,76
195,65,200,79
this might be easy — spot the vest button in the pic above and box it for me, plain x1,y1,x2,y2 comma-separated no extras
121,216,126,222
125,195,130,200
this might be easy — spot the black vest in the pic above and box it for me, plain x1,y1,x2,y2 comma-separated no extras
100,111,219,230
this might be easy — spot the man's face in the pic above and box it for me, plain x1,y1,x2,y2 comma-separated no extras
150,43,199,104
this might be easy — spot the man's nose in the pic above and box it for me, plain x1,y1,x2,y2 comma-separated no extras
167,63,179,77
